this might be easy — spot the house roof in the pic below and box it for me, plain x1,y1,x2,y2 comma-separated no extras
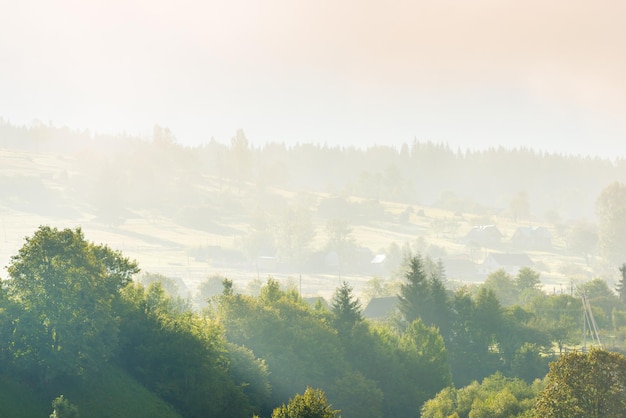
363,296,399,320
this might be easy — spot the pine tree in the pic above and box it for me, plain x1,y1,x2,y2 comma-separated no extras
331,281,362,335
398,255,429,325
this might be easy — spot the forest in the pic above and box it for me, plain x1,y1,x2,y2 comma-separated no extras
2,226,626,417
2,120,626,416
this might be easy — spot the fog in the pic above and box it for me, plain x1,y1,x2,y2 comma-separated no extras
2,0,626,157
1,122,625,304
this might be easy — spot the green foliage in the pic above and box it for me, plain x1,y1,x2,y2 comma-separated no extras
50,395,79,418
401,319,452,391
596,182,626,263
343,321,451,416
115,282,259,418
226,343,272,413
482,269,517,306
216,279,344,408
398,254,451,338
580,278,622,330
534,349,626,417
272,387,340,418
421,373,542,418
482,267,543,307
331,281,363,335
515,267,541,294
5,226,139,380
446,286,550,386
215,277,452,417
497,306,551,376
527,293,582,354
328,371,383,418
510,343,549,384
0,373,50,417
0,366,182,418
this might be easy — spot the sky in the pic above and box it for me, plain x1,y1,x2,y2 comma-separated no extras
1,0,625,158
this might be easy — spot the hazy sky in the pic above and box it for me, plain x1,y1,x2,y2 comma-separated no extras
2,0,625,158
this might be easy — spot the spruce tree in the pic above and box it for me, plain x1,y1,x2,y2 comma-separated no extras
398,254,429,325
331,281,362,335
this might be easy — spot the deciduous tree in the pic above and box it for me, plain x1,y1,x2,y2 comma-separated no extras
50,395,79,418
272,387,339,418
534,349,626,417
6,226,139,380
596,182,626,263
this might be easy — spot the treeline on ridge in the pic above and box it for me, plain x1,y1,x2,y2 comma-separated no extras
2,120,625,224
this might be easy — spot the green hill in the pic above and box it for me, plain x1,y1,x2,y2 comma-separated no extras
0,365,182,418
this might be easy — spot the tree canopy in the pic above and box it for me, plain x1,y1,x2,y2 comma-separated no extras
534,349,626,417
271,387,340,418
5,226,139,380
331,281,363,335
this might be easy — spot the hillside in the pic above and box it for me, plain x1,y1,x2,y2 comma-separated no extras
1,123,624,302
0,366,181,418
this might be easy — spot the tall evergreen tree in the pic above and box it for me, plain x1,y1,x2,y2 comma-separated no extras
398,254,451,335
398,255,430,325
331,281,362,335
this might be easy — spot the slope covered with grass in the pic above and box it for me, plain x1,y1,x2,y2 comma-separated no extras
0,366,182,418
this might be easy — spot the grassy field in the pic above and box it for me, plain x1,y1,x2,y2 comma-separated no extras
0,147,607,304
0,366,181,418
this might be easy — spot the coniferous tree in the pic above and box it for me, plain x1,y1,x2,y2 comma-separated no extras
398,254,451,335
331,281,363,335
398,255,430,325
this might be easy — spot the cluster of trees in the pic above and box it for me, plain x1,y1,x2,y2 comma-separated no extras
0,226,269,417
422,348,626,417
211,277,450,417
5,225,626,417
5,120,626,221
395,255,553,387
0,226,452,416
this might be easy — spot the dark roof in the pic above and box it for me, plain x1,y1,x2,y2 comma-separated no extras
363,296,399,320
